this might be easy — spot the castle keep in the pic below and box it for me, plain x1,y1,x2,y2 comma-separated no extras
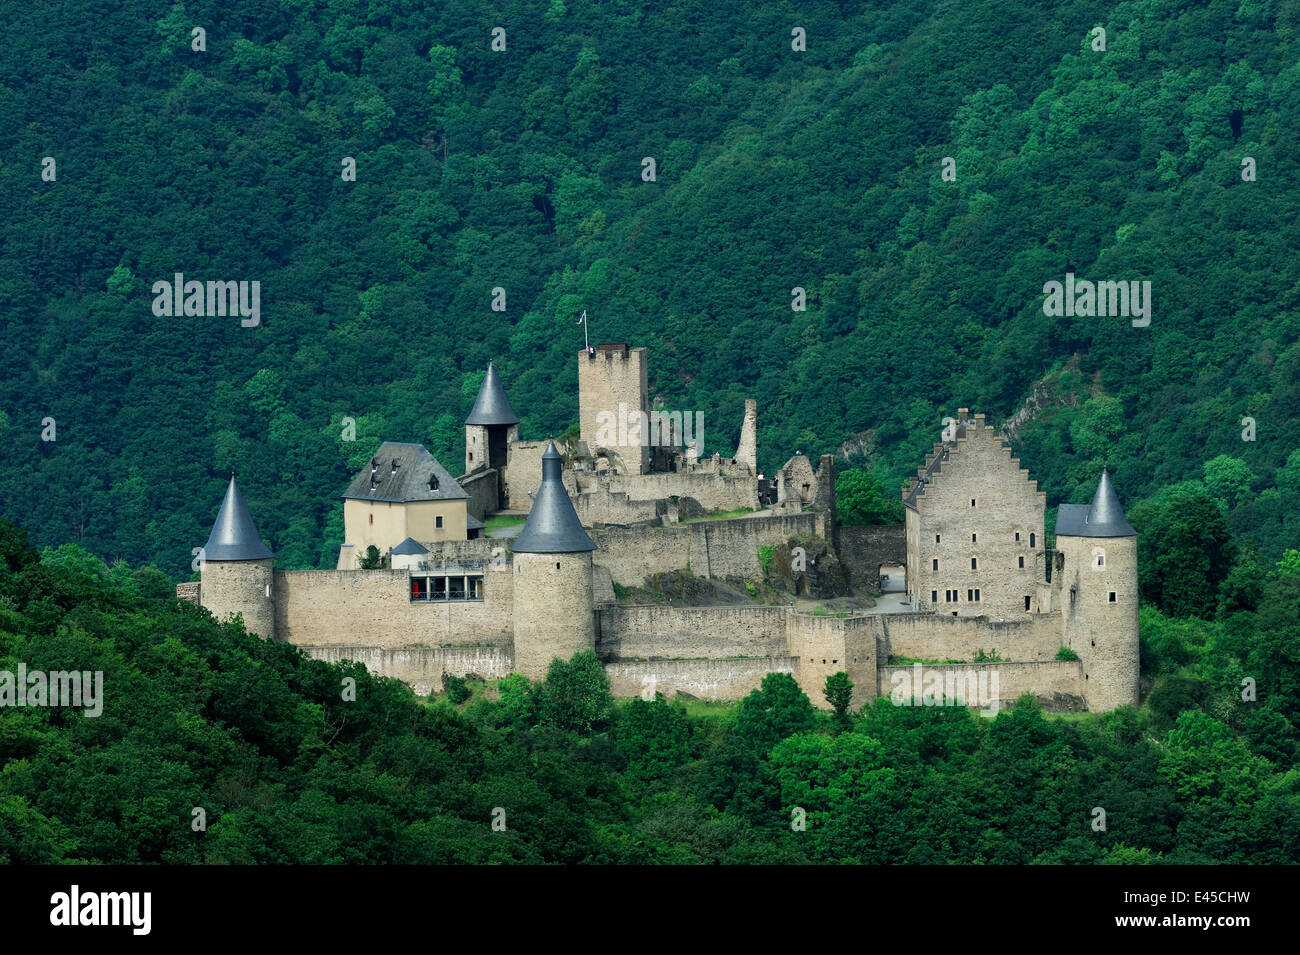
183,350,1140,714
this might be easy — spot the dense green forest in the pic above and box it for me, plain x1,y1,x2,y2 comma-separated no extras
0,0,1297,576
1,522,1296,863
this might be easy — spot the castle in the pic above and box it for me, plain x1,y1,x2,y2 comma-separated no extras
178,345,1140,713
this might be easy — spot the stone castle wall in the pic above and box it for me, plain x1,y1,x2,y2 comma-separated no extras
589,512,823,586
504,441,548,511
868,611,1064,663
605,657,798,701
877,660,1084,711
581,469,758,514
272,566,514,649
458,467,498,523
572,485,664,526
836,524,907,590
300,645,515,697
788,614,876,710
596,605,790,659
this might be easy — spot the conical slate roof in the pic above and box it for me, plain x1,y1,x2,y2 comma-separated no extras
510,442,596,553
1055,470,1136,538
202,475,273,560
464,362,519,426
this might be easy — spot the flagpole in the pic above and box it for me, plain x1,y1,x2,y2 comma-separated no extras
580,310,589,350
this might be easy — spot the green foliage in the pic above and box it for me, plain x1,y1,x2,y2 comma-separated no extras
733,674,816,754
835,469,904,524
1055,646,1079,662
358,545,383,570
1132,488,1237,619
443,674,471,705
536,650,613,735
2,519,1299,864
0,0,1294,583
823,672,854,721
757,545,775,575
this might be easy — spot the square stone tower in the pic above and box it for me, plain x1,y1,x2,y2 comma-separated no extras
578,343,649,475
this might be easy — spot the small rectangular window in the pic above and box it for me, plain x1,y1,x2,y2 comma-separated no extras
967,588,973,601
935,534,941,543
1015,531,1021,542
975,589,981,601
1018,556,1025,569
971,557,977,570
971,533,977,543
971,498,976,507
1109,592,1117,603
1024,595,1031,611
436,515,444,529
933,558,939,571
931,590,938,603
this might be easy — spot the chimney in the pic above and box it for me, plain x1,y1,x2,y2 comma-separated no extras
958,408,969,424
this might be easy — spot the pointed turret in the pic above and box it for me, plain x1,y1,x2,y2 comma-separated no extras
198,474,276,641
511,442,595,553
203,475,273,560
1054,470,1136,538
464,362,520,426
1083,470,1136,537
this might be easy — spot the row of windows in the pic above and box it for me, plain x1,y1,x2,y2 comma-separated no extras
369,514,445,528
410,574,484,602
935,590,1119,606
931,555,1032,571
934,532,1037,547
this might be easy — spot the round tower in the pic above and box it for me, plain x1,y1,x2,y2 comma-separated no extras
510,442,597,680
199,474,276,640
464,362,520,509
1055,470,1138,711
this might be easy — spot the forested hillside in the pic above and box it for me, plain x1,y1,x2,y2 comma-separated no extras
2,523,1297,864
1,0,1297,576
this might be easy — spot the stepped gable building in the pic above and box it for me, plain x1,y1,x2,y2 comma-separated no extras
904,407,1047,618
336,442,479,570
184,348,1139,714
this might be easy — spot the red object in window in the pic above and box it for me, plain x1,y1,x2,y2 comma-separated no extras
412,582,419,598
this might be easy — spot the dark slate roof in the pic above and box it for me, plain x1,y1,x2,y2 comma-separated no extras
1055,471,1136,538
464,362,520,426
203,475,273,560
510,442,596,553
466,514,485,531
342,443,468,503
391,537,429,556
903,420,968,510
